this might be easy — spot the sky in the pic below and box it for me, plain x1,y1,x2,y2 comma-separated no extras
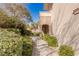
25,3,45,23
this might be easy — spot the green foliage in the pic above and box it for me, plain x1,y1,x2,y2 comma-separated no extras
58,45,74,56
25,30,32,36
0,28,33,56
42,34,58,47
4,16,32,36
6,4,32,22
0,29,23,56
0,15,25,28
0,10,28,36
32,32,40,36
0,8,33,56
7,28,21,35
22,36,32,56
0,10,25,28
31,22,38,29
0,9,32,36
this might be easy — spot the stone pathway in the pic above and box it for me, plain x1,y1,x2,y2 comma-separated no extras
32,36,58,56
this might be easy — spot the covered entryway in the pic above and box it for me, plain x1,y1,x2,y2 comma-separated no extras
42,24,49,34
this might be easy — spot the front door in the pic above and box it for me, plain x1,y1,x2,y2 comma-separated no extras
42,24,49,34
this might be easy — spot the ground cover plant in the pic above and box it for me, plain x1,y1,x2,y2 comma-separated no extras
58,45,74,56
42,34,58,47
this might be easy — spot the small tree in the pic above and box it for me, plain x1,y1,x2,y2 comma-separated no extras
6,4,32,22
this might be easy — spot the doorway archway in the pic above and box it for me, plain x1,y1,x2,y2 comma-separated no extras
42,24,49,34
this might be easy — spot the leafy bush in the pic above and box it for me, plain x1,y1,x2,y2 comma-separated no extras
32,32,40,36
42,34,58,47
7,28,21,35
22,36,32,56
0,15,32,36
58,45,74,56
0,12,21,28
0,29,23,56
0,28,33,56
0,10,26,35
0,10,33,56
21,29,32,36
0,9,32,36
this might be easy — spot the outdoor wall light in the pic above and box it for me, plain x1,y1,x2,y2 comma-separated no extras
73,8,79,15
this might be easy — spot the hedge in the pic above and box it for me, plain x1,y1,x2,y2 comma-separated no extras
58,45,74,56
32,32,40,36
0,28,33,56
22,36,32,56
42,34,58,47
0,15,27,35
0,29,23,56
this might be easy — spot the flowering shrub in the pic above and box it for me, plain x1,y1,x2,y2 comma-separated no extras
0,29,23,56
0,28,33,56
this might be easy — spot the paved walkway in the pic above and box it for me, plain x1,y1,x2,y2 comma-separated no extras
32,36,58,56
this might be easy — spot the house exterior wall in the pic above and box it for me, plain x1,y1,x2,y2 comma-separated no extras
39,3,79,55
44,3,53,10
50,3,79,55
39,12,51,34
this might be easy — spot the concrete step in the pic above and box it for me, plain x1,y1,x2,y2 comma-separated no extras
32,36,58,56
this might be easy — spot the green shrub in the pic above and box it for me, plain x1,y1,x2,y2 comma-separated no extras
0,9,25,29
0,29,23,56
7,28,21,35
21,29,32,36
58,45,74,56
32,32,40,36
0,9,33,56
0,15,21,28
22,36,32,56
0,9,33,36
0,28,33,56
0,15,27,35
42,34,58,47
3,16,32,36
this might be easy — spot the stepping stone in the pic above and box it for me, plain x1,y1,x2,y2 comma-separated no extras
39,48,52,55
32,36,58,56
36,44,48,49
36,40,47,45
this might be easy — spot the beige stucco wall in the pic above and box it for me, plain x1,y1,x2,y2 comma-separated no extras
39,3,79,55
40,12,51,25
39,12,52,34
50,3,79,55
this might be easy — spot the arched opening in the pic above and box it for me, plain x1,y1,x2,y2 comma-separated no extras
42,24,49,34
